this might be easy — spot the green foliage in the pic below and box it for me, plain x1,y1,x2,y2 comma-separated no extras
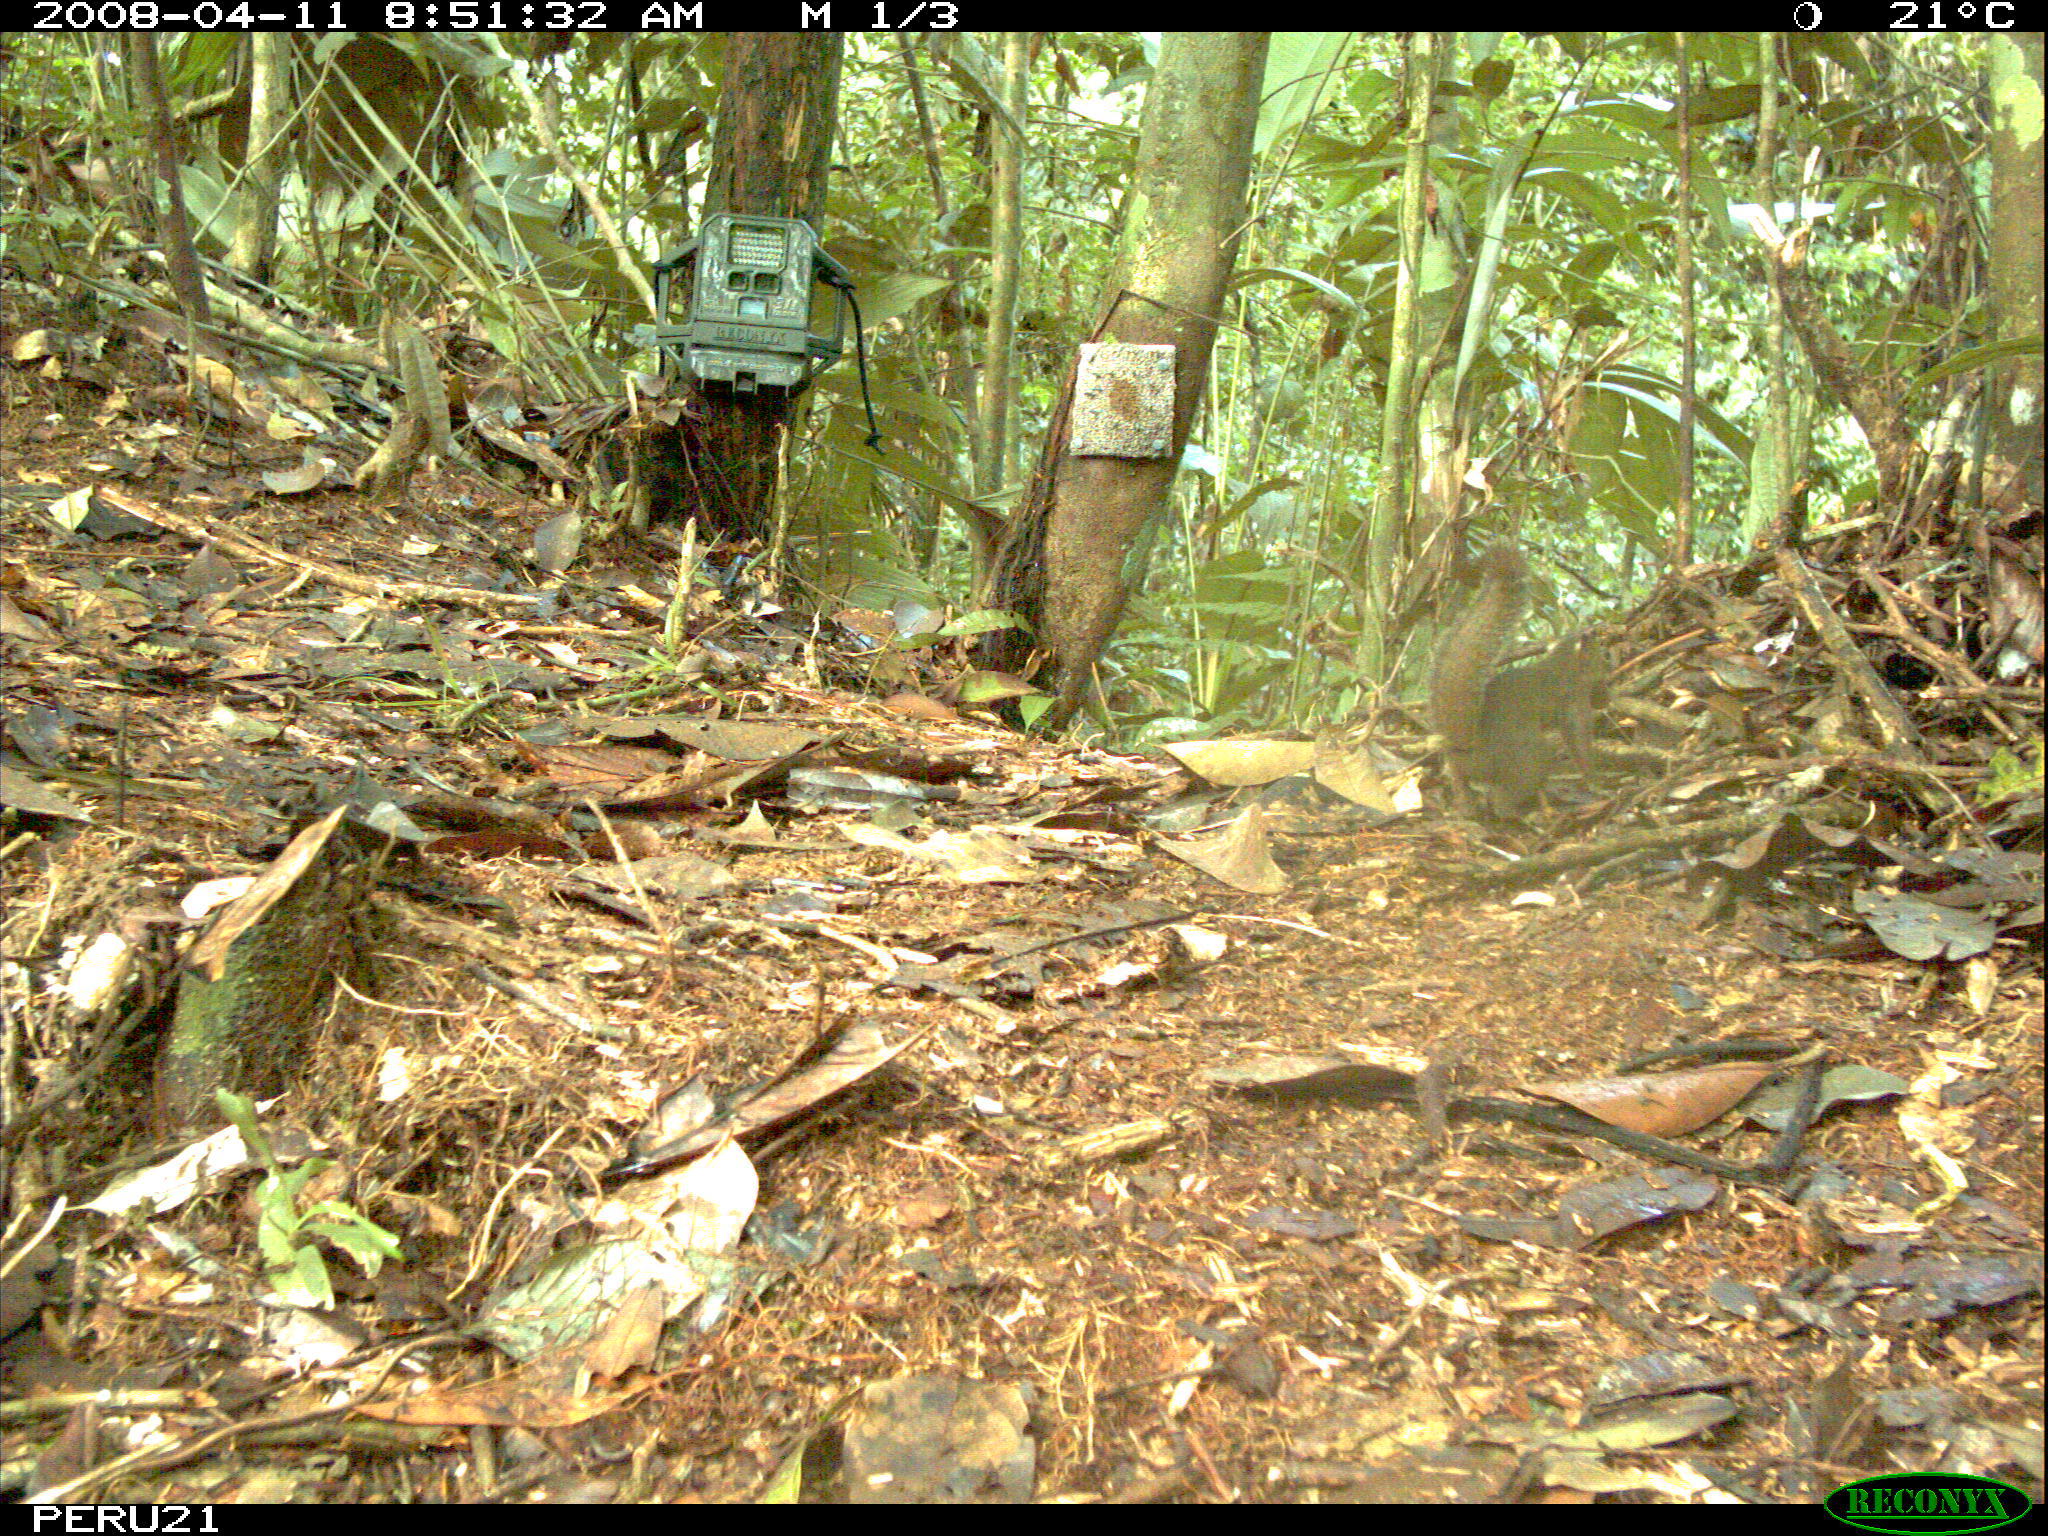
957,669,1043,707
216,1092,402,1309
1980,742,2046,805
3,31,2000,744
1105,32,1998,735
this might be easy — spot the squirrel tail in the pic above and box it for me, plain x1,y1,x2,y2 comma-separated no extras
1430,541,1529,762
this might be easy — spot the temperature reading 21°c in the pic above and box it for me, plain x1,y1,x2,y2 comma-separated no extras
1889,0,2018,23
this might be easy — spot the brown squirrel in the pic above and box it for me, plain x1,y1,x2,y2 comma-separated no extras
1430,542,1607,816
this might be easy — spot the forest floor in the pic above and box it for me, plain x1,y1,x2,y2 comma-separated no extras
2,297,2041,1505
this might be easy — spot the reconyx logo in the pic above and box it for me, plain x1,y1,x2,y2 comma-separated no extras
1824,1473,2033,1534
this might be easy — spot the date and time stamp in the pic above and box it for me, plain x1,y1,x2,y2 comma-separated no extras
21,3,2031,31
28,0,964,27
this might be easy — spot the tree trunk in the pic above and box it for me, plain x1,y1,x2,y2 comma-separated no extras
981,34,1267,726
667,34,844,539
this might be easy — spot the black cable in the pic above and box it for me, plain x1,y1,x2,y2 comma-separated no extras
822,270,885,453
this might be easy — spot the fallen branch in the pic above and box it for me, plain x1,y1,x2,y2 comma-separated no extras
97,488,539,617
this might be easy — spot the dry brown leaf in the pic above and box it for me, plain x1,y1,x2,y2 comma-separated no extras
1527,1061,1776,1138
